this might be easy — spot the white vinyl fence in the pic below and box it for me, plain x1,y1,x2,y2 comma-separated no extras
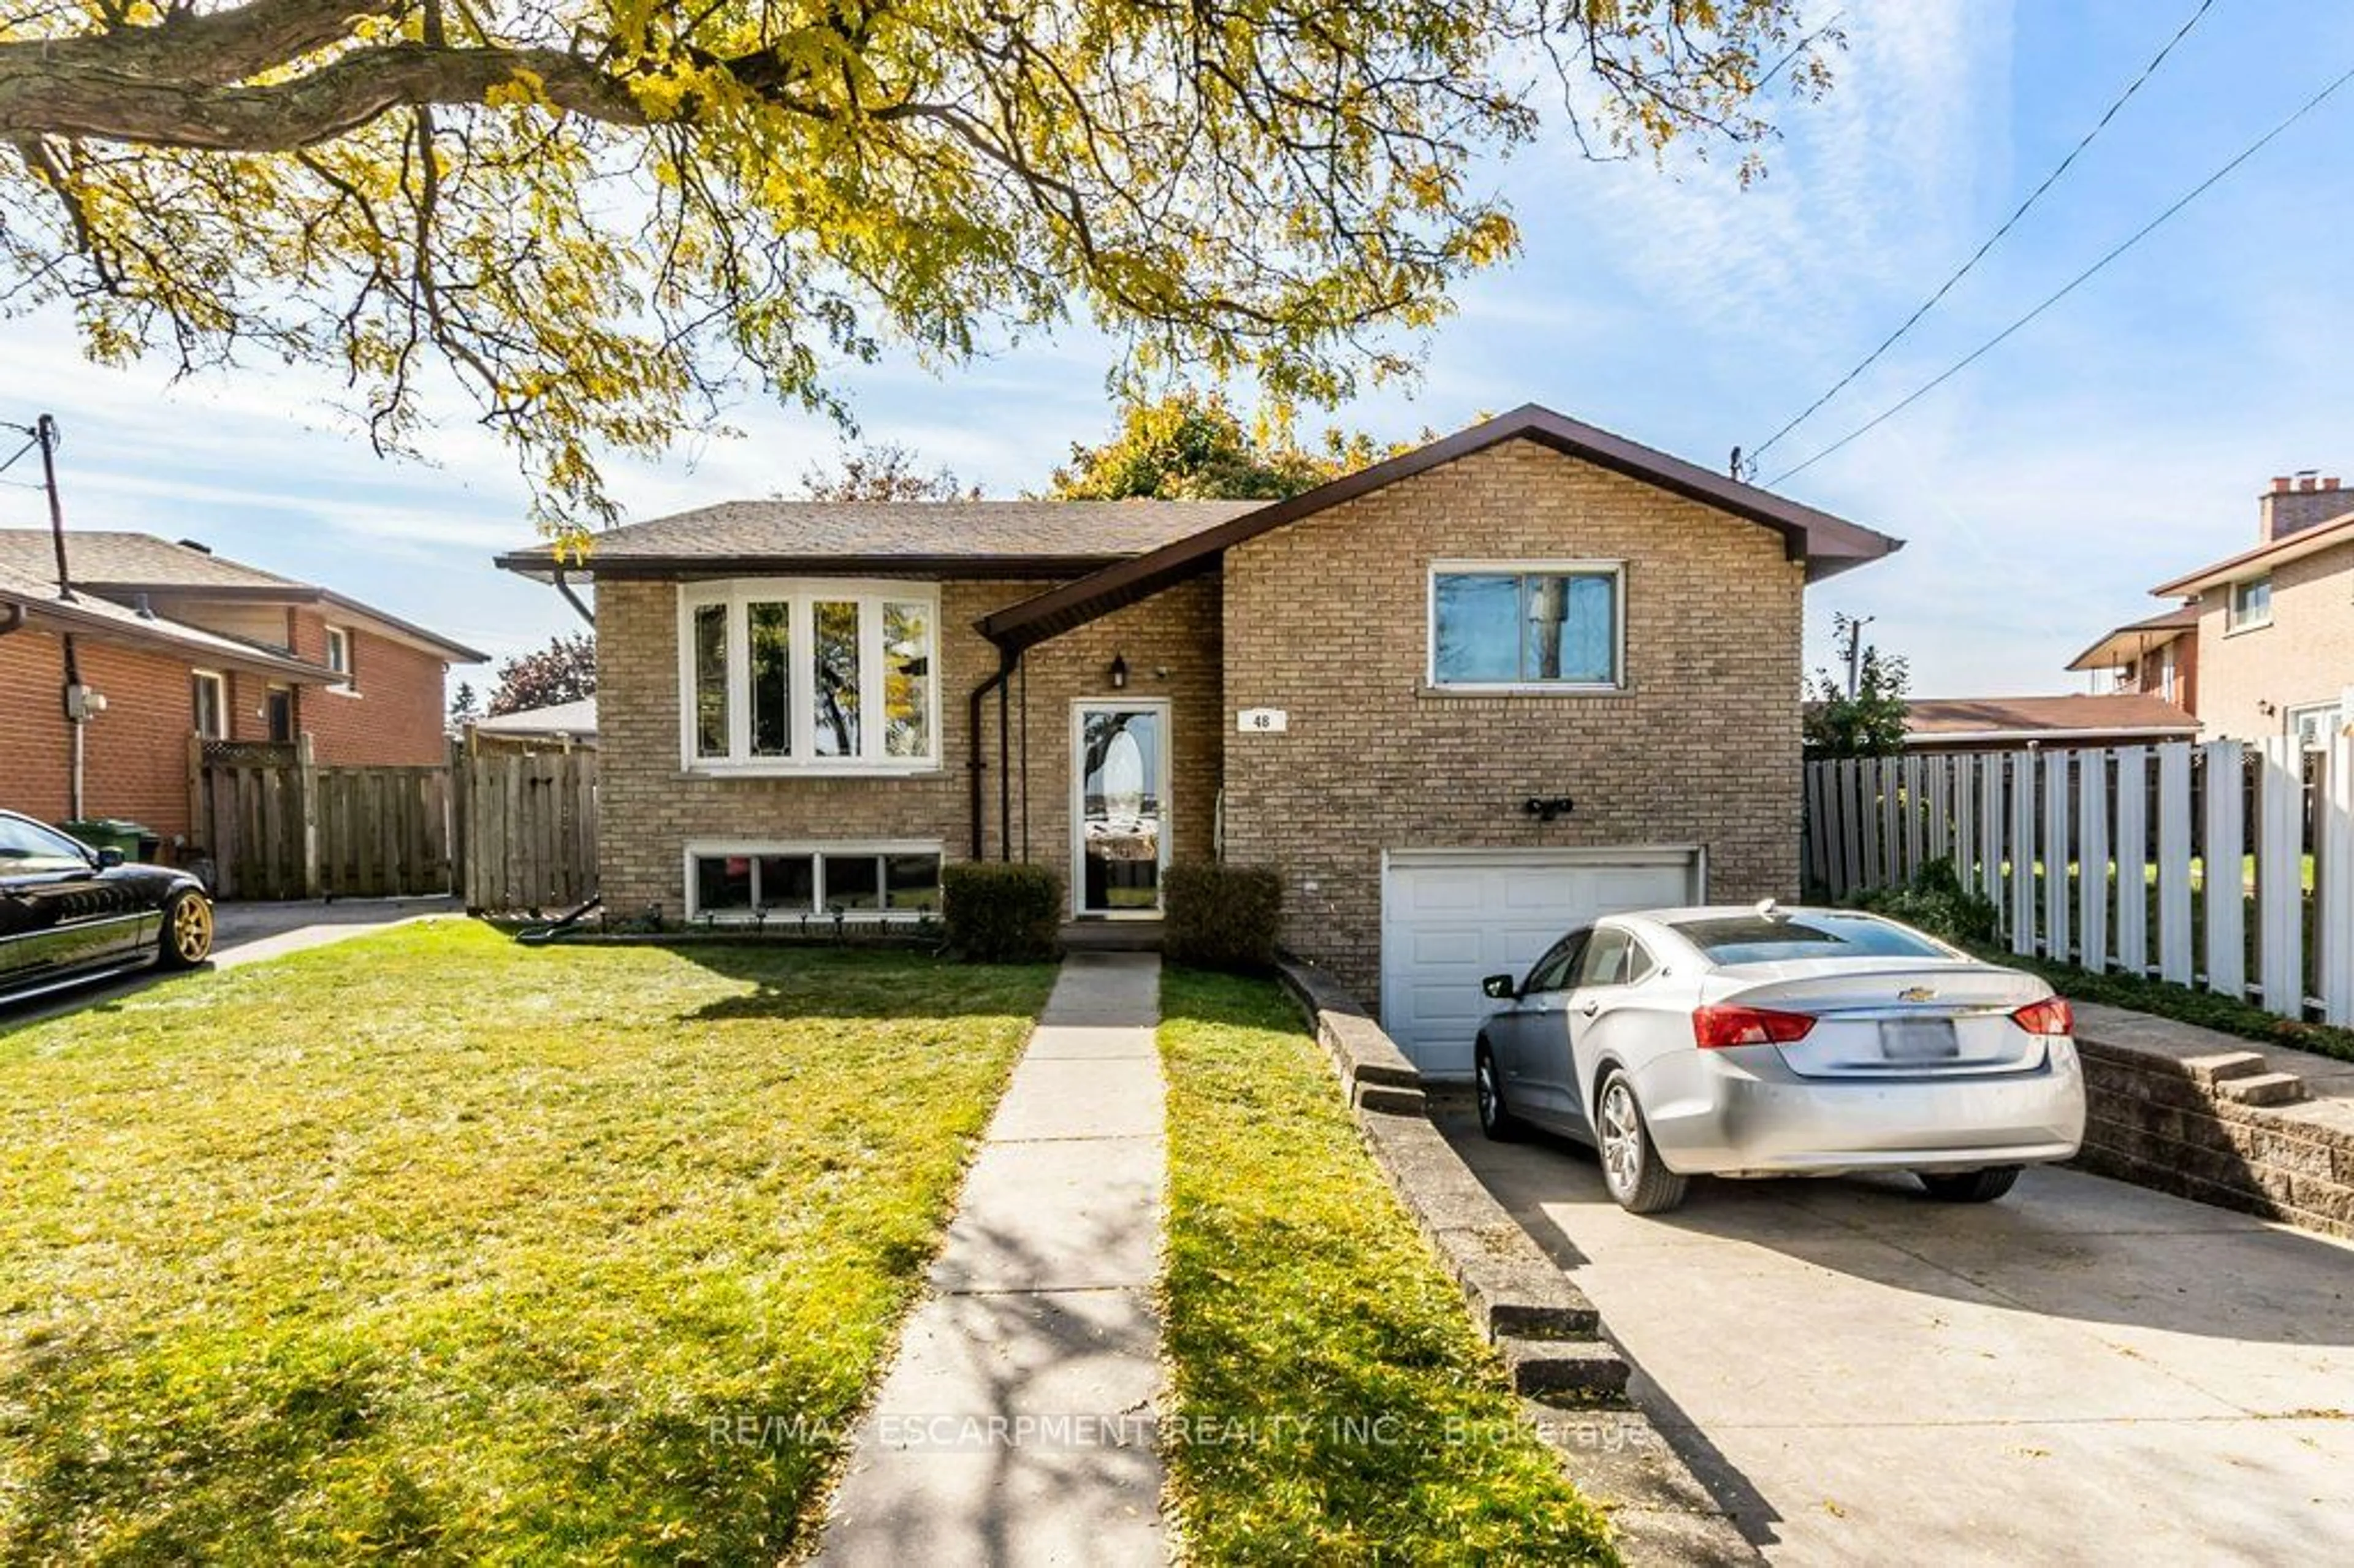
1804,736,2354,1027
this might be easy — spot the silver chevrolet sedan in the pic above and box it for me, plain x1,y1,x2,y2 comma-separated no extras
1473,904,2085,1214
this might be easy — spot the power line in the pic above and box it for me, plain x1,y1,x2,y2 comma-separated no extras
1768,58,2354,488
1744,0,2220,474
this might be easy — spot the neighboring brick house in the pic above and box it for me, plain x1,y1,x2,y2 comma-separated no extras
2066,602,2200,716
0,531,484,854
497,406,1901,1074
2141,474,2354,747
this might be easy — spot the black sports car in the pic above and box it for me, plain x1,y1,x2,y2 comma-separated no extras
0,809,213,1005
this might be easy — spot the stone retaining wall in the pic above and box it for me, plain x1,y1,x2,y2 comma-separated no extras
1276,957,1760,1566
2072,1002,2354,1239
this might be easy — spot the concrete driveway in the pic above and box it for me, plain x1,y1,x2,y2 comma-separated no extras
1441,1113,2354,1566
1,897,459,1029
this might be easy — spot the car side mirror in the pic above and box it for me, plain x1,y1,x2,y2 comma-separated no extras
1481,973,1517,1000
94,847,124,869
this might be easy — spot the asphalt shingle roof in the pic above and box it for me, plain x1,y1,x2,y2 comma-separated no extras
0,530,303,590
497,499,1262,574
1905,694,2200,739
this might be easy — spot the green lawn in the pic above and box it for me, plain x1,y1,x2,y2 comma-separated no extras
0,923,1054,1562
1156,969,1617,1565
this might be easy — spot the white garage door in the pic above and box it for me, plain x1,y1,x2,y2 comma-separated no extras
1381,847,1703,1078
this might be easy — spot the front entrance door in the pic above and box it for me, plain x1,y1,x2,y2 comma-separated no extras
1073,701,1168,917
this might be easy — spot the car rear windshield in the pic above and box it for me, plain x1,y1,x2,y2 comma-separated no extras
1675,913,1952,967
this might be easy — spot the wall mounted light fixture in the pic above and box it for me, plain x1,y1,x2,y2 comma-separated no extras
1108,652,1129,690
1522,795,1575,823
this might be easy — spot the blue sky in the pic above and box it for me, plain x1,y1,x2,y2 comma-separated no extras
8,1,2353,701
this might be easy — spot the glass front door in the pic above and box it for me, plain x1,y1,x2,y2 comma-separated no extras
1075,702,1167,916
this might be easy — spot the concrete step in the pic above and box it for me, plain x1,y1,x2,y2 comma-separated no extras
1058,921,1163,952
1496,1334,1631,1400
2183,1051,2271,1086
2218,1070,2307,1107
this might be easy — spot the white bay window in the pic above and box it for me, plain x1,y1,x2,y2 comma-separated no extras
679,580,939,772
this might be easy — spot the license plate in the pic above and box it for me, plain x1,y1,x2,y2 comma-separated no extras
1880,1018,1959,1062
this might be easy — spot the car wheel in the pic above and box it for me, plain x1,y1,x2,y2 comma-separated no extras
158,889,215,970
1596,1069,1688,1215
1916,1165,2022,1203
1474,1043,1523,1142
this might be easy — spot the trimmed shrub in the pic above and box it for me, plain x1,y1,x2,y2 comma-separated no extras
1164,862,1282,973
942,861,1062,962
1851,856,2000,946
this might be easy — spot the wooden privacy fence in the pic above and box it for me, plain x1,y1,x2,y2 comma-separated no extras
457,748,597,913
1804,737,2354,1027
191,737,454,900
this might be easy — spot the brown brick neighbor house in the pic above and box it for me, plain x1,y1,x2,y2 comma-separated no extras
0,530,484,856
498,406,1900,1074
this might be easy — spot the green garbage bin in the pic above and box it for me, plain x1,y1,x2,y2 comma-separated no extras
58,818,151,861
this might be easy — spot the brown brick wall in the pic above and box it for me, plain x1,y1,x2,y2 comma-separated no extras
0,627,204,846
1008,577,1222,914
1219,437,1806,1003
595,576,1222,918
284,609,454,766
2193,536,2354,744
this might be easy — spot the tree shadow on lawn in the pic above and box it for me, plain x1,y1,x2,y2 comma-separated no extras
0,1318,838,1563
657,941,1057,1026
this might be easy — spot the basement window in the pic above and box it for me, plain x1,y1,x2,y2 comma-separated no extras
684,844,942,921
679,581,939,773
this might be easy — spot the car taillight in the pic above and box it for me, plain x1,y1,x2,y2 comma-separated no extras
1692,1004,1817,1049
2010,997,2074,1037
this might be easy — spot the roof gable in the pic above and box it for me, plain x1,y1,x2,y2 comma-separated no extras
979,405,1903,650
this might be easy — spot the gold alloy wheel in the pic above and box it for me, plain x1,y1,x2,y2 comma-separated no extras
172,894,214,964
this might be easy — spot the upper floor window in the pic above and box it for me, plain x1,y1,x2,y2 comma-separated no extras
2227,576,2272,632
191,671,226,739
679,580,938,772
1430,562,1623,690
324,625,354,682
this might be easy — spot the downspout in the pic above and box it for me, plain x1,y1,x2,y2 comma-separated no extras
64,635,83,820
967,644,1016,860
551,565,595,627
998,652,1015,861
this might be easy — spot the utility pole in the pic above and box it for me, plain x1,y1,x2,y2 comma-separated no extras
1839,612,1875,699
34,413,72,600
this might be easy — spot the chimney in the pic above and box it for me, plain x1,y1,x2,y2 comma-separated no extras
2260,469,2352,541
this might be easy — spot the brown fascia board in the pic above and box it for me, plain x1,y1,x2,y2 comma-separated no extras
2149,510,2354,598
4,595,341,682
490,550,1138,582
104,581,486,664
977,404,1903,650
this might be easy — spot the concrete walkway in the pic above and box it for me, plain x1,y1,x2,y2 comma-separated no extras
820,952,1167,1566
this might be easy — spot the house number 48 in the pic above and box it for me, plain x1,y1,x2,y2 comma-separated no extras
1236,708,1290,734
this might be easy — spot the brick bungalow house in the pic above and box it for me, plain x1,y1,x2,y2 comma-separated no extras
0,530,484,856
498,406,1900,1073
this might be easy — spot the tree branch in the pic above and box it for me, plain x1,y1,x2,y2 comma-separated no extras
0,39,644,149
